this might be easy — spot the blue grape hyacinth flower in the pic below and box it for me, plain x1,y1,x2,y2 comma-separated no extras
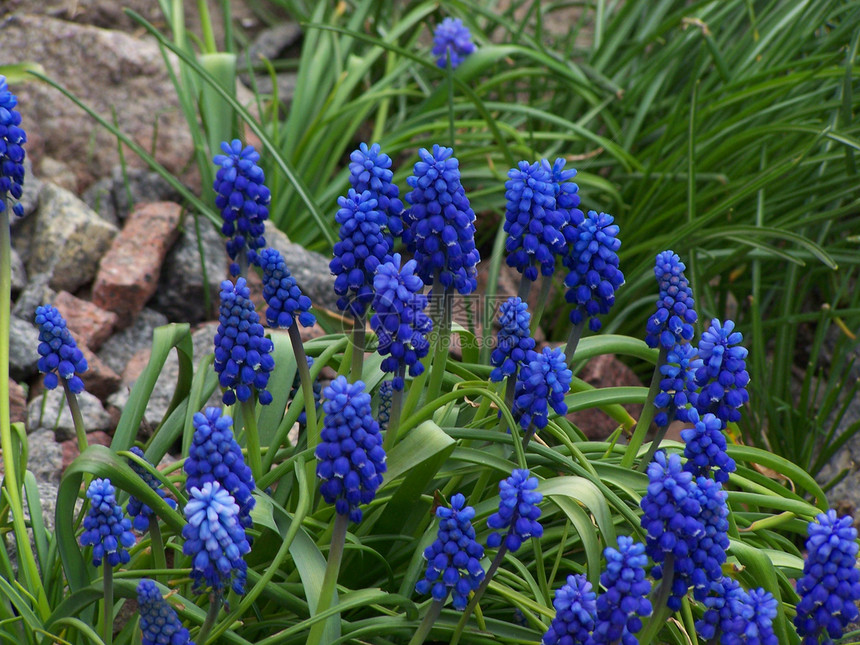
690,476,730,600
513,347,572,433
640,451,705,611
486,469,543,552
503,160,565,282
794,510,860,644
213,140,270,276
185,408,256,533
544,157,582,214
377,379,393,432
563,210,625,331
681,408,736,484
315,377,387,524
0,76,27,218
260,247,315,329
35,304,88,394
182,481,251,595
690,318,750,425
432,17,476,69
490,297,536,382
415,493,485,610
330,188,392,317
370,254,433,390
542,574,596,645
646,251,698,349
80,478,136,568
739,587,779,645
654,342,699,427
126,447,177,533
349,142,404,237
403,144,480,293
591,536,652,645
214,278,275,406
697,578,778,645
137,579,195,645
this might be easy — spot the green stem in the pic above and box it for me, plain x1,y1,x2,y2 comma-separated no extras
529,273,553,334
450,544,509,645
197,592,222,644
197,0,217,53
620,347,668,469
102,565,113,645
408,599,443,645
638,554,675,644
517,275,532,300
383,366,405,451
307,512,349,645
0,205,48,617
426,282,451,403
446,53,455,149
241,398,263,482
149,516,167,585
638,425,670,473
563,318,586,365
289,325,318,446
351,316,365,382
681,597,699,645
504,373,517,410
61,380,88,453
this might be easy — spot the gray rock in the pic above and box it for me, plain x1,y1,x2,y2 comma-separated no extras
12,272,56,323
152,217,226,323
82,166,183,227
27,388,112,441
244,22,302,62
27,183,118,293
253,72,298,108
98,308,168,375
266,227,337,311
10,246,26,295
25,429,63,485
9,316,39,381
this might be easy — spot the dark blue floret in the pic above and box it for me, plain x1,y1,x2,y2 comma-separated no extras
214,278,275,406
690,318,749,425
563,210,625,331
370,254,433,390
377,380,393,432
431,17,476,69
486,469,543,552
315,377,386,524
185,408,256,534
490,297,535,382
126,447,177,533
330,188,391,317
542,574,596,645
503,160,565,282
349,142,404,237
795,510,860,644
182,481,250,595
654,342,699,427
213,139,270,276
288,356,321,427
260,247,315,329
403,145,480,294
696,577,748,642
415,493,485,610
35,304,88,393
79,478,136,568
640,451,705,611
646,251,698,349
137,579,195,645
690,476,729,600
737,587,779,645
513,347,572,432
591,536,652,645
681,409,736,484
0,76,27,218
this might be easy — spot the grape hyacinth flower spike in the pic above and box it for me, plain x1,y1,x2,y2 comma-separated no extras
591,536,652,645
646,251,698,349
653,341,698,427
182,480,251,596
185,408,256,534
260,247,315,329
126,447,177,532
403,144,480,294
542,574,597,645
348,142,404,237
0,75,27,218
80,478,136,568
487,469,543,552
794,510,860,644
690,318,750,425
371,253,432,391
137,579,195,645
512,346,572,440
213,139,270,276
415,493,485,610
681,408,736,484
490,297,536,384
35,304,88,394
432,17,476,69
